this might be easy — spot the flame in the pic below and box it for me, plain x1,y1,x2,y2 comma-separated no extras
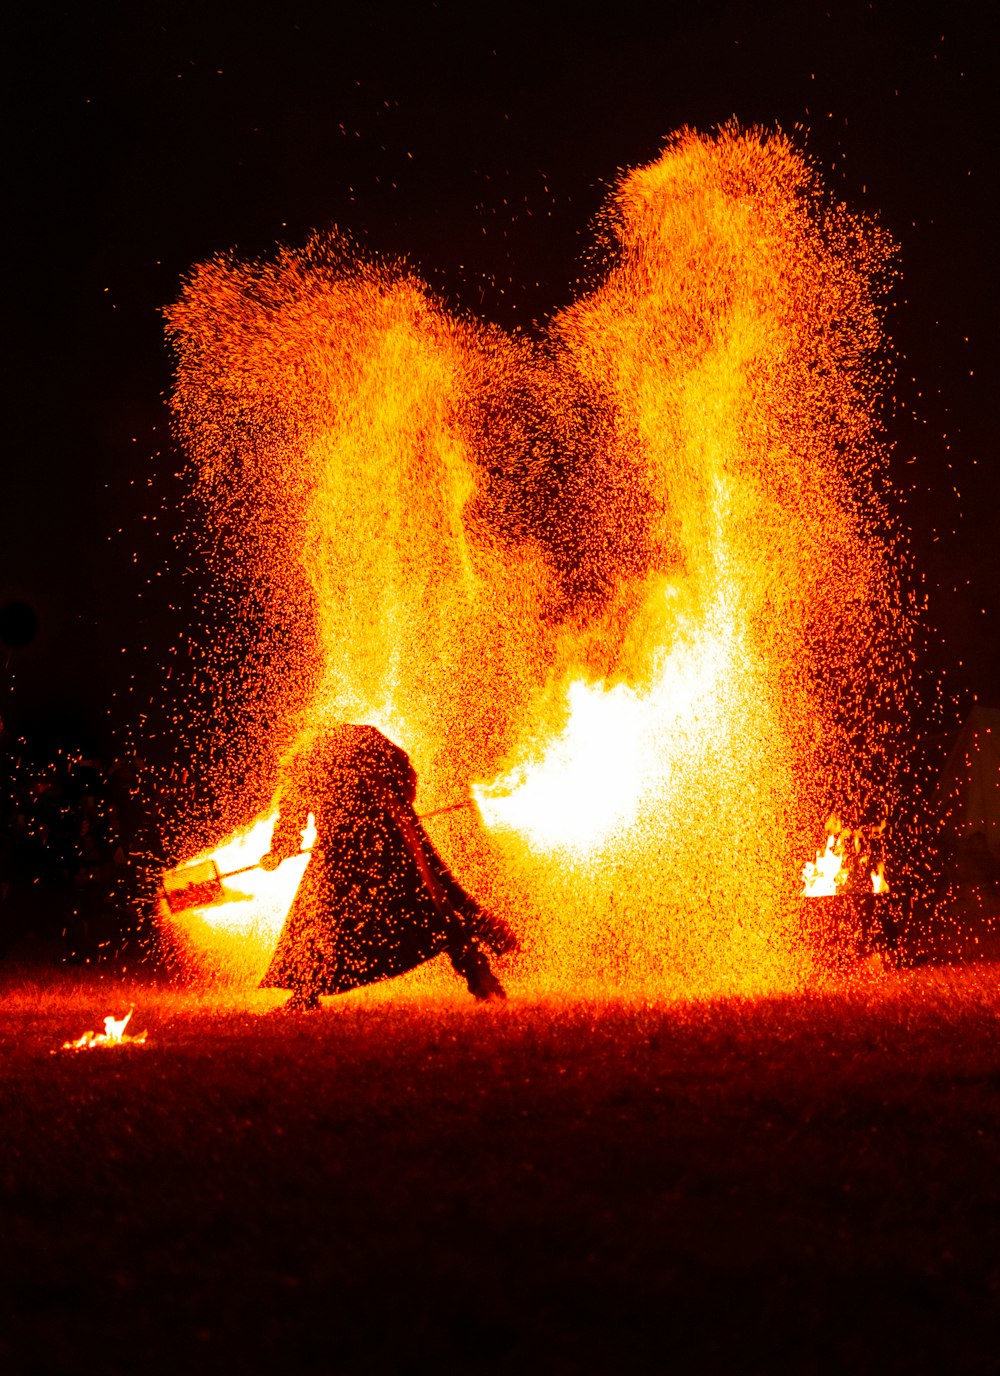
164,127,910,994
159,814,316,982
474,586,737,855
802,816,890,897
59,1009,148,1052
871,862,889,896
802,833,849,899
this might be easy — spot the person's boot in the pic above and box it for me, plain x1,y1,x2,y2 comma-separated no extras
468,962,506,1001
451,943,506,1002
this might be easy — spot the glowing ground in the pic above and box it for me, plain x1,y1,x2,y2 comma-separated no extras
2,964,997,1373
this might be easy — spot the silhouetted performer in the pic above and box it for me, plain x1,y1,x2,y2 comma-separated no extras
259,724,516,1010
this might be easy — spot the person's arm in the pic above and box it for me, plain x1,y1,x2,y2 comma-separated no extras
260,782,309,870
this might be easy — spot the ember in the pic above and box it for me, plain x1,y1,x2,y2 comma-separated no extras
163,127,910,994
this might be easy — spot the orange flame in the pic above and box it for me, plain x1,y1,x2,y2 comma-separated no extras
802,816,890,898
802,832,849,899
59,1009,148,1053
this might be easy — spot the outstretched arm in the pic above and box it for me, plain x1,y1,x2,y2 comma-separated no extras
260,784,309,870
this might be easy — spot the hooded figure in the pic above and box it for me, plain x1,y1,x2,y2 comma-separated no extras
259,724,516,1009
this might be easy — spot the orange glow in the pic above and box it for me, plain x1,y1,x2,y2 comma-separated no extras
164,126,909,995
59,1010,148,1052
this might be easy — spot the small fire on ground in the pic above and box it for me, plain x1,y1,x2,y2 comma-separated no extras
58,1010,148,1053
802,817,889,898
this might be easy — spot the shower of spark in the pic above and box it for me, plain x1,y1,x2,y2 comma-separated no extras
162,126,910,995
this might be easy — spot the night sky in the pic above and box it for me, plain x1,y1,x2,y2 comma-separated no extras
4,0,997,759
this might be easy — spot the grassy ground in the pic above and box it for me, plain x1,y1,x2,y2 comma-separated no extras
1,960,998,1375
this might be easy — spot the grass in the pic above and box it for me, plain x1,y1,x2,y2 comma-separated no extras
1,959,998,1374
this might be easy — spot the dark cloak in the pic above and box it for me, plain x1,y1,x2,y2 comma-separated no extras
259,724,485,995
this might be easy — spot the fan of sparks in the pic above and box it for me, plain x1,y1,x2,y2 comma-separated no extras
161,126,910,996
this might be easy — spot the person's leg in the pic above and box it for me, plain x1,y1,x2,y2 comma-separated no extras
469,906,519,955
285,986,321,1011
284,940,322,1010
447,938,506,1001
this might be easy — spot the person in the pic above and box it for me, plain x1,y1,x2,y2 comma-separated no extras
258,723,517,1010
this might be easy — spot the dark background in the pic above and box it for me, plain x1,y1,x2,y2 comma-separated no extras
3,0,997,760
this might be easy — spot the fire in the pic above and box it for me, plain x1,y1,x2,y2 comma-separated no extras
59,1010,148,1052
802,817,890,898
159,814,316,982
164,126,910,994
871,862,889,896
474,586,737,854
802,832,849,899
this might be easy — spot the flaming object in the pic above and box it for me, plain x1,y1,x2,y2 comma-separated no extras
164,126,910,994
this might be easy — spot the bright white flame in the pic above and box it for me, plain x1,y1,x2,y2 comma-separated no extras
475,594,737,855
801,834,845,898
181,812,316,941
802,823,890,898
103,1011,132,1040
